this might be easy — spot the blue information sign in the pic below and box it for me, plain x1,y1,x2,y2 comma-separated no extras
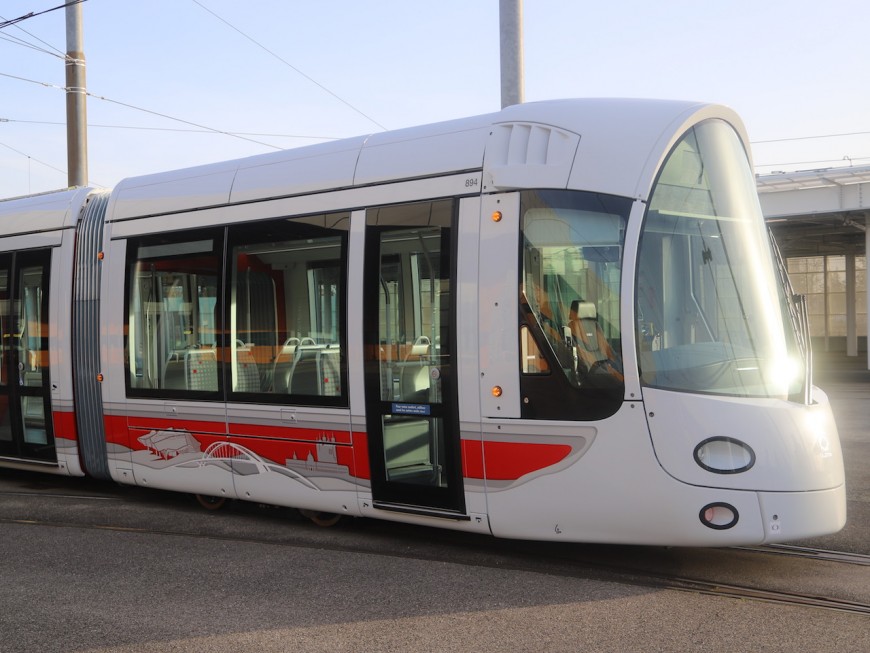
391,403,431,416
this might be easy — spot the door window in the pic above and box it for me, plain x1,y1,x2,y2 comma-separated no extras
0,250,54,462
363,200,465,512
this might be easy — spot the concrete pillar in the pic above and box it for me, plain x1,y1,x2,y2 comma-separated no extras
824,255,830,352
499,0,524,108
846,253,857,356
65,2,88,187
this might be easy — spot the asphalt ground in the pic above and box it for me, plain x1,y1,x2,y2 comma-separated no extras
807,350,870,554
0,352,868,653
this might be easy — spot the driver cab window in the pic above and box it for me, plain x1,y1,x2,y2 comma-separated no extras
519,190,630,420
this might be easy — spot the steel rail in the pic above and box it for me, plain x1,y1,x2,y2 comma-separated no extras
3,514,869,617
735,544,870,567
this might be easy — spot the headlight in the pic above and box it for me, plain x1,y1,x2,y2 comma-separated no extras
694,436,755,474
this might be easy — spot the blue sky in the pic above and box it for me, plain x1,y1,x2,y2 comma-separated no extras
2,0,869,199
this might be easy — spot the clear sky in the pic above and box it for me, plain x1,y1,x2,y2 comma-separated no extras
2,0,869,199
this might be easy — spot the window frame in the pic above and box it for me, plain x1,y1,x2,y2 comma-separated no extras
225,215,350,408
517,189,632,421
124,227,225,401
123,213,351,408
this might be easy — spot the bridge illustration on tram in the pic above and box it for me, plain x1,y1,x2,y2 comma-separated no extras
134,429,350,492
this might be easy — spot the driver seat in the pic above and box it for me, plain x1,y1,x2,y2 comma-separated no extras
568,300,620,378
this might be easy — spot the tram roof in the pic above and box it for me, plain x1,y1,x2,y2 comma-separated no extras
0,186,94,233
107,98,745,221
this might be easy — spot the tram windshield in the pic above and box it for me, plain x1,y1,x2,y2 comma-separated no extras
637,119,801,397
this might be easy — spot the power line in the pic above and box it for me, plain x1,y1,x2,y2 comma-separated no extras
755,155,870,170
752,130,870,145
0,139,66,176
87,92,284,150
0,70,285,150
7,111,868,171
0,69,57,88
0,0,86,30
190,0,387,131
0,31,68,59
0,9,67,57
1,117,339,140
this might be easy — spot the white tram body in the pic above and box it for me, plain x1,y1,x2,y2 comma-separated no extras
0,99,846,546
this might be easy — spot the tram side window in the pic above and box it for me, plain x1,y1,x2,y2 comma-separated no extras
518,190,631,421
126,232,222,395
228,213,348,403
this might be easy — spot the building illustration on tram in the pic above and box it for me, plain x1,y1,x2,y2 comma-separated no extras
0,98,846,546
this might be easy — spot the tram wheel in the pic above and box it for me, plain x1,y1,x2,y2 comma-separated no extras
299,509,342,527
195,494,227,511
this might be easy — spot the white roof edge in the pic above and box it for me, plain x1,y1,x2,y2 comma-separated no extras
0,186,96,234
106,98,746,221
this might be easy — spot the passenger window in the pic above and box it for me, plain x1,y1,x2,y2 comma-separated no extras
126,230,222,395
228,213,348,404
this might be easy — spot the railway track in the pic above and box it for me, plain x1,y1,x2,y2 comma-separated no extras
737,543,870,567
661,575,870,616
2,501,869,618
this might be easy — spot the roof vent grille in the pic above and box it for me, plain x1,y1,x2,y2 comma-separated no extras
484,122,580,190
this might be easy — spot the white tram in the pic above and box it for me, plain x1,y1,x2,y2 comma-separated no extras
0,99,846,545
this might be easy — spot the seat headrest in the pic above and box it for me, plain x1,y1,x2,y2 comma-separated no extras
570,300,597,320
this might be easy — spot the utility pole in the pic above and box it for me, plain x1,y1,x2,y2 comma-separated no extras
65,1,88,187
499,0,524,109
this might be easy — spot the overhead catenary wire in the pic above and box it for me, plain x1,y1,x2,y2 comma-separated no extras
0,139,66,176
4,66,870,172
0,7,68,58
751,130,870,169
0,31,69,59
7,115,865,170
0,0,86,30
0,70,285,150
0,139,108,189
2,11,868,179
86,92,285,150
752,130,870,145
1,2,867,186
1,1,377,144
0,117,340,140
2,8,865,173
190,0,387,131
755,155,870,171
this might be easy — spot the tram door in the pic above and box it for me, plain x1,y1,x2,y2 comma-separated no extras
362,200,465,515
0,250,54,462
